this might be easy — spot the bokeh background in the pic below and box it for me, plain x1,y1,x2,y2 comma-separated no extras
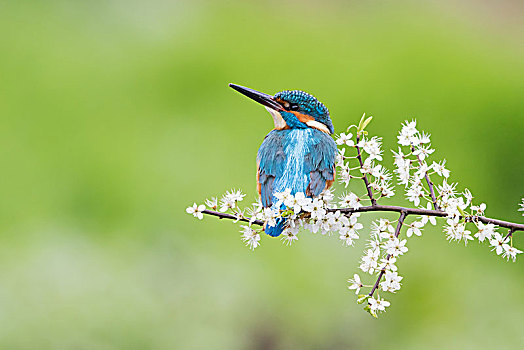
1,0,523,348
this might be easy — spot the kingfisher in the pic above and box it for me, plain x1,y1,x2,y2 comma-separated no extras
229,83,337,237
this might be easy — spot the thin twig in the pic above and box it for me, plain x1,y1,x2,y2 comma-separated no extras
202,209,263,226
335,205,524,231
411,145,440,210
423,173,439,210
356,135,377,206
201,205,524,232
368,211,407,297
503,228,516,242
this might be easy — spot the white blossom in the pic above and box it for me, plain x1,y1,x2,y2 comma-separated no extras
463,189,473,208
414,162,431,180
336,132,355,147
304,219,322,234
393,155,411,186
379,257,398,272
360,248,380,274
397,120,418,146
397,133,411,146
432,160,450,178
406,221,424,238
502,245,522,262
205,197,218,210
406,183,424,206
436,180,457,200
281,227,299,246
186,203,206,219
257,207,280,228
371,218,395,240
241,225,261,250
444,219,473,245
287,192,310,214
471,203,486,215
385,238,408,257
232,207,245,222
358,136,383,161
377,218,395,233
489,232,509,255
474,222,496,242
320,189,335,204
230,189,246,202
369,296,390,313
347,215,363,235
392,148,408,167
371,164,392,182
419,202,437,225
219,198,235,212
246,200,263,221
402,120,418,135
380,271,403,293
367,239,381,250
308,199,327,220
412,145,435,161
338,164,351,187
331,210,349,230
441,196,468,219
360,158,374,175
219,189,245,212
379,182,395,198
338,192,362,209
274,189,293,207
336,147,345,165
348,274,363,294
415,131,431,145
340,227,359,246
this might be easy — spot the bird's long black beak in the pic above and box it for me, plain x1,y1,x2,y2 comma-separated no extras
229,83,283,111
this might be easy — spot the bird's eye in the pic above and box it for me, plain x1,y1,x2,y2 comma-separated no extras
289,104,299,111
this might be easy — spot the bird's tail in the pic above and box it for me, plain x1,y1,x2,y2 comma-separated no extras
265,217,286,237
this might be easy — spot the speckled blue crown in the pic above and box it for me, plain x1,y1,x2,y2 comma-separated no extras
275,90,334,134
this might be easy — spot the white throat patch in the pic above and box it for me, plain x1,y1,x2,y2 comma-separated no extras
265,107,287,130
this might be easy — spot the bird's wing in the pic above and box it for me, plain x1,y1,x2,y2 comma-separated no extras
257,131,286,207
304,130,337,197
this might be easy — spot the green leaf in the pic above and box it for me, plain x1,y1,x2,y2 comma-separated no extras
360,116,373,131
357,114,373,135
363,305,378,318
356,113,366,134
357,294,369,304
358,113,366,127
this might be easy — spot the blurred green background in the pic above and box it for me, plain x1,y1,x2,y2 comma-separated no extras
1,0,523,348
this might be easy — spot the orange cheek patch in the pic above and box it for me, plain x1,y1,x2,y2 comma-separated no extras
291,111,315,124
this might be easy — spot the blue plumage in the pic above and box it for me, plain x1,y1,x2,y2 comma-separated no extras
258,128,336,205
259,128,336,237
229,84,337,237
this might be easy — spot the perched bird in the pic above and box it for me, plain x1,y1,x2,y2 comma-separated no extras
229,83,337,237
